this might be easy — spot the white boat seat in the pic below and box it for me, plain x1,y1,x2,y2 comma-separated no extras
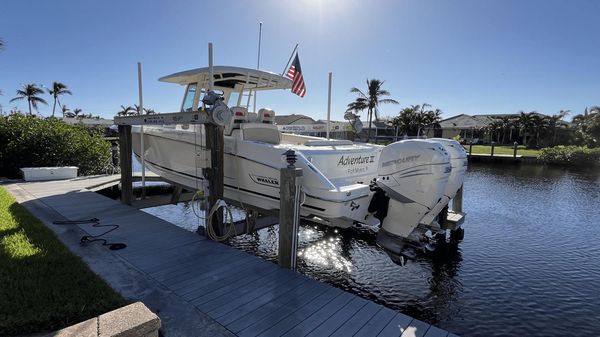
241,123,281,144
304,139,353,146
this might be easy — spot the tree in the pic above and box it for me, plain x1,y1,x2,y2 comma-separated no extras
572,106,600,147
546,110,569,146
62,105,73,118
9,84,48,115
73,108,83,118
47,82,72,117
517,111,537,146
117,105,135,116
348,79,398,143
391,107,417,137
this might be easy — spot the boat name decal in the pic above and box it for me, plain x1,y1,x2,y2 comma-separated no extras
381,154,421,167
337,155,375,166
249,174,279,187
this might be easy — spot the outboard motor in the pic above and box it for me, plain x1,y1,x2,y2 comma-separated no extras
375,140,451,239
418,138,468,226
431,138,468,199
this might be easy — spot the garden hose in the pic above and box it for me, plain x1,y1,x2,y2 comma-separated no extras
52,218,127,250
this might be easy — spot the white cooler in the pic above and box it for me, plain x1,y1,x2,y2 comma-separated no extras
20,167,78,181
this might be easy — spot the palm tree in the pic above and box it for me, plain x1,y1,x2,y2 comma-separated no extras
61,105,72,117
391,107,417,137
10,84,48,115
117,105,135,116
517,111,537,146
424,108,443,136
73,108,83,118
348,79,398,142
47,82,72,117
546,110,569,146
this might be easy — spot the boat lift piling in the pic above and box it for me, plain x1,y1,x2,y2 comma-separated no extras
118,125,133,205
279,150,303,270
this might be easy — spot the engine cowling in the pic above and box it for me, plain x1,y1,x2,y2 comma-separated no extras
375,140,451,238
429,138,468,199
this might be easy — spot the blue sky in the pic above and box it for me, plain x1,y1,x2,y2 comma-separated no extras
1,0,598,121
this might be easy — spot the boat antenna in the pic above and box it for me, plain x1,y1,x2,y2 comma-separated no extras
253,21,263,114
282,43,299,76
327,72,332,139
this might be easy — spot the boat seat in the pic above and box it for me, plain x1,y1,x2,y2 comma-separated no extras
241,123,281,144
304,139,353,146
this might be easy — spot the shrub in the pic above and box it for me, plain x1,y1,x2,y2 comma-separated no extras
0,114,111,178
539,145,600,166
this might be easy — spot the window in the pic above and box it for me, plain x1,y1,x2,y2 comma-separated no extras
181,83,197,112
228,91,240,107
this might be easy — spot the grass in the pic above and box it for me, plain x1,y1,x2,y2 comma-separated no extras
0,186,126,336
465,145,542,157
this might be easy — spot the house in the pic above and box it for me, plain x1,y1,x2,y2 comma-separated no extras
425,112,570,144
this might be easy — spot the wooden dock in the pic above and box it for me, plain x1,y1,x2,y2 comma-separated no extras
6,175,458,337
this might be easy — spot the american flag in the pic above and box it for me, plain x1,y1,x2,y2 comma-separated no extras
286,54,306,97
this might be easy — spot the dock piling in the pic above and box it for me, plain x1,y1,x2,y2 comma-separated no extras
118,125,133,205
279,150,303,270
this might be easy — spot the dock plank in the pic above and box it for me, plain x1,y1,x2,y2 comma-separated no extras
256,288,344,337
280,291,355,337
330,302,383,337
423,326,449,337
353,307,398,337
236,284,339,337
401,319,431,337
305,296,369,337
228,279,330,334
377,313,414,337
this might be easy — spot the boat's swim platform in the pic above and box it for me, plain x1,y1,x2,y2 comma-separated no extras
5,175,458,337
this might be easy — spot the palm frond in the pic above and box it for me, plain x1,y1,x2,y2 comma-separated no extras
379,98,399,105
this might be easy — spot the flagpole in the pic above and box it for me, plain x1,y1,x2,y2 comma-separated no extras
282,43,299,76
137,62,146,199
253,21,263,114
327,72,332,139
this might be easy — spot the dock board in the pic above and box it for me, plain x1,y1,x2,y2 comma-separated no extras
6,175,456,337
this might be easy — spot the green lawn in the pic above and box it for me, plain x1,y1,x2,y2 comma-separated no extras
0,186,125,336
465,145,542,157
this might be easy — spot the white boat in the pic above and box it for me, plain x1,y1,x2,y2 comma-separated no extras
131,66,467,252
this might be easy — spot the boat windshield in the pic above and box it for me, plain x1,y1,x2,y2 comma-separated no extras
182,83,197,112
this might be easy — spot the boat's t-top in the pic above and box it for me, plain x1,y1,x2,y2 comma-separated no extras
160,65,291,114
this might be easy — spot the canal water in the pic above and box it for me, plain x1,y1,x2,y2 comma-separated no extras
141,163,600,337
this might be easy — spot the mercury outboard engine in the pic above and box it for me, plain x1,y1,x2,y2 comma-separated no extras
418,138,468,227
375,140,451,238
